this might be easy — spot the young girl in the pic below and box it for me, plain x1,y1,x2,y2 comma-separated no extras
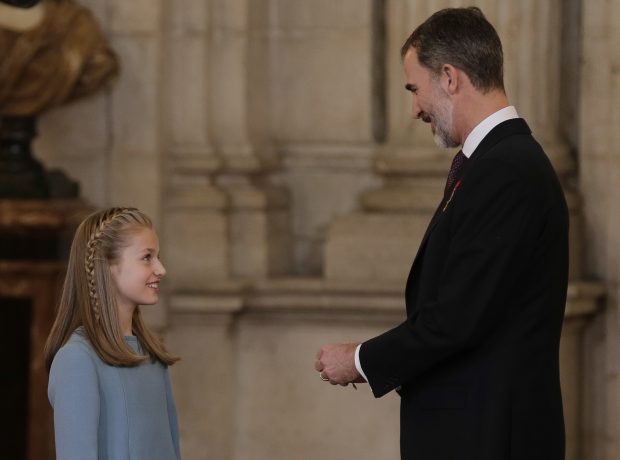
44,207,181,460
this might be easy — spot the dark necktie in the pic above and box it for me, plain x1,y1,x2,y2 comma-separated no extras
444,150,467,198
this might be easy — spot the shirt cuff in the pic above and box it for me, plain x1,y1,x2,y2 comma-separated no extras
354,344,369,383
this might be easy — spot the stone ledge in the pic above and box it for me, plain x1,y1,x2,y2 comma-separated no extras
565,281,606,316
169,279,604,319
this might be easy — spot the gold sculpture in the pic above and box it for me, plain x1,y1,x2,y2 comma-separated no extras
0,0,118,116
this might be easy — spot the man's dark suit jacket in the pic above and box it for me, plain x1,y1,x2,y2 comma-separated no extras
360,118,568,460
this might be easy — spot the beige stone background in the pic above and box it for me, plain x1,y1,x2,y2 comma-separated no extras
32,0,619,459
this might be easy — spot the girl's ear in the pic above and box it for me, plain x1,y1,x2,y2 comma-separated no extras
109,261,120,281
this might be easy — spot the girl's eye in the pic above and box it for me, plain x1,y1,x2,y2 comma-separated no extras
143,254,152,261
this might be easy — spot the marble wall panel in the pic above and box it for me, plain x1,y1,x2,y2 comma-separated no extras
208,35,251,145
580,1,613,160
271,148,381,274
211,0,247,31
36,94,110,205
582,312,607,460
37,94,109,155
270,0,373,143
168,312,237,460
77,0,108,24
107,155,161,218
604,308,620,460
579,157,611,279
168,0,210,32
229,210,269,278
561,317,590,460
273,0,371,29
228,207,291,278
384,0,434,149
231,314,400,460
42,156,108,206
109,0,162,34
140,299,168,334
164,210,229,289
166,36,210,149
325,213,429,282
271,33,372,143
607,161,620,285
109,37,161,157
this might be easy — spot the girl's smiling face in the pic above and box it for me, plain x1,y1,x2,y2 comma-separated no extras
109,227,166,315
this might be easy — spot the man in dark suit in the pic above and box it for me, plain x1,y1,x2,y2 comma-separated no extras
315,7,568,459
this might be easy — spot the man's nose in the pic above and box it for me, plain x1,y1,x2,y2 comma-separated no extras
411,100,422,119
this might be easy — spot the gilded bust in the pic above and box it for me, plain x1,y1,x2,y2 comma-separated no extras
0,0,118,116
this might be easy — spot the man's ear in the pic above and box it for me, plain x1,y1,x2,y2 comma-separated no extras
440,64,458,95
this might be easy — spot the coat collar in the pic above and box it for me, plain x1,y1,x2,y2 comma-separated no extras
468,117,531,161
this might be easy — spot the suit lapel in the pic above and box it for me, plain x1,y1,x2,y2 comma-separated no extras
404,196,446,310
404,118,532,312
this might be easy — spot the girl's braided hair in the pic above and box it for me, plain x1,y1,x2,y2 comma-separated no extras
85,207,129,322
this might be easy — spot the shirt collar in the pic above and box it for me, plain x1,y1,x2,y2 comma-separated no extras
461,106,519,158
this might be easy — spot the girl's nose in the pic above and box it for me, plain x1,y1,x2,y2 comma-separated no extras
155,259,166,277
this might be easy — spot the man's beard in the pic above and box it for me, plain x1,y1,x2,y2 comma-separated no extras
429,93,460,149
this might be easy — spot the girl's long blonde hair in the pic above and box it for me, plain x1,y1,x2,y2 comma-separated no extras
44,207,179,371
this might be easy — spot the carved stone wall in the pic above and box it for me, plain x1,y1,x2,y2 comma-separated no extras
26,1,619,459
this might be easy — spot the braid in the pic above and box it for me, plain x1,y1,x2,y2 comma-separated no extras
84,207,133,321
85,236,101,321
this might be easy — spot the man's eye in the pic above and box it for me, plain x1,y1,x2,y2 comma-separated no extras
143,254,152,261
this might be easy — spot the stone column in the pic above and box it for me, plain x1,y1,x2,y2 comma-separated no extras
166,292,243,460
209,0,290,279
107,1,165,220
162,0,230,291
579,1,620,459
561,283,605,460
266,0,379,275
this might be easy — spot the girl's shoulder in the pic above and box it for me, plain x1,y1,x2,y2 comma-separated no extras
48,329,101,404
64,326,92,348
52,328,98,370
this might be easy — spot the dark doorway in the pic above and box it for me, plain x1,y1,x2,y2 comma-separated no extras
0,297,32,460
